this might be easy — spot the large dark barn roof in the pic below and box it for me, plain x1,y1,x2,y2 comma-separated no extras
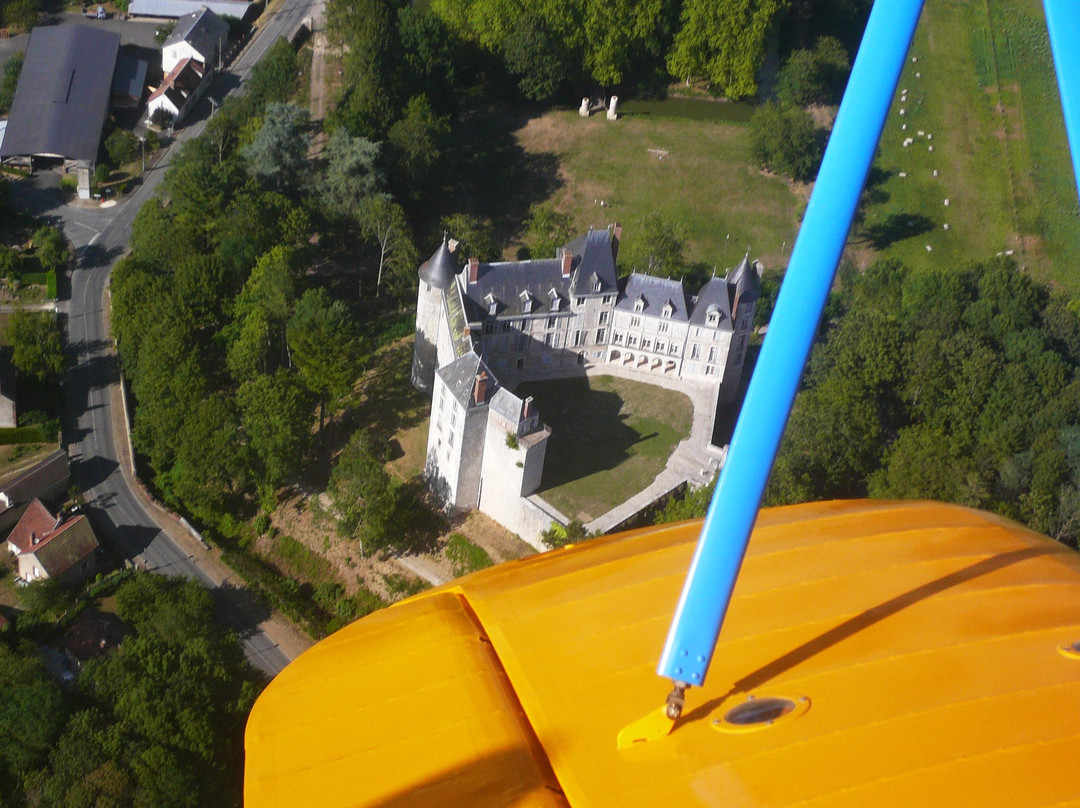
0,25,120,162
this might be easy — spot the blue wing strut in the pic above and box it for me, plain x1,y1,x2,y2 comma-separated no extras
658,0,926,691
1045,0,1080,204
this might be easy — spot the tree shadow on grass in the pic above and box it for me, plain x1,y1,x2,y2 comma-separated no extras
861,212,935,250
441,105,563,246
516,377,643,490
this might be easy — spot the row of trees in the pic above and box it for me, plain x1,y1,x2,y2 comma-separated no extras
0,575,263,807
424,0,787,100
111,39,370,525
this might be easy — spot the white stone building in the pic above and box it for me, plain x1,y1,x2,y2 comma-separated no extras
413,226,761,542
161,6,229,75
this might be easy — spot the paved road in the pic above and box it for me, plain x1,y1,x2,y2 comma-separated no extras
51,0,323,677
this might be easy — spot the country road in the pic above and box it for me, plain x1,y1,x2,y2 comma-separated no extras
40,0,326,676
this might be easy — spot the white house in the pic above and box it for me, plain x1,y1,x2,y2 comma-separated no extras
162,6,229,75
146,57,206,124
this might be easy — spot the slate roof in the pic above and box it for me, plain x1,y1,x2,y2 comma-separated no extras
112,49,149,101
129,0,252,19
615,274,690,320
436,352,496,409
0,25,120,161
165,6,229,60
688,276,735,329
463,258,570,319
0,450,70,516
489,387,524,423
727,254,762,310
419,236,458,291
564,228,618,298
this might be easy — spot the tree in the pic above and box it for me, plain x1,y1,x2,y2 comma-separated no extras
776,36,851,107
0,642,67,789
241,36,298,113
0,52,24,114
748,101,824,182
327,430,410,554
439,212,498,262
33,224,69,273
238,371,314,487
286,288,364,427
619,212,688,277
356,194,417,298
525,202,574,259
667,0,788,99
319,128,383,219
166,393,251,517
386,95,448,192
243,103,311,192
105,128,140,167
6,310,65,381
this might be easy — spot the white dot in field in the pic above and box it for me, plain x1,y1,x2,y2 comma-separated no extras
926,244,933,252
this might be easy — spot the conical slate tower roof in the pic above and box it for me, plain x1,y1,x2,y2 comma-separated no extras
727,253,760,304
419,235,458,290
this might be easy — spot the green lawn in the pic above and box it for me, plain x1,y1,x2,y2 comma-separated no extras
515,111,804,273
515,375,693,522
854,0,1080,290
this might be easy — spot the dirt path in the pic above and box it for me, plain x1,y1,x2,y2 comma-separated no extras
307,23,329,158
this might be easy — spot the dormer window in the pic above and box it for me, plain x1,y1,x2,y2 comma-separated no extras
519,290,533,313
548,288,561,311
485,293,498,316
662,301,674,318
634,295,646,314
706,304,720,326
592,276,602,292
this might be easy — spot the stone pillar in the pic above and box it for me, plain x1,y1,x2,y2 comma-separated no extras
579,97,590,117
606,95,619,120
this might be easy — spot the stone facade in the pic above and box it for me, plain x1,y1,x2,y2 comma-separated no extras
413,226,761,543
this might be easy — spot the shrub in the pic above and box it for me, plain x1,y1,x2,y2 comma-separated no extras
94,164,111,185
748,102,825,182
59,175,78,196
150,107,175,129
540,518,591,550
105,128,140,166
445,533,493,577
31,225,68,273
382,572,429,599
253,512,271,535
0,245,18,277
505,432,519,450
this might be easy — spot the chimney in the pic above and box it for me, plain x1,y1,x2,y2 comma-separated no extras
523,396,533,419
473,371,488,405
468,257,479,284
561,250,573,279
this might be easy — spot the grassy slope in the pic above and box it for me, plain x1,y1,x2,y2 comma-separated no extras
515,112,804,273
515,375,692,522
855,0,1080,290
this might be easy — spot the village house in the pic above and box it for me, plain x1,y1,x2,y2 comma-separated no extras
6,498,99,585
413,226,761,542
149,6,227,125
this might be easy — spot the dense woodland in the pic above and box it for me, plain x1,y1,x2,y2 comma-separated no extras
658,258,1080,549
0,575,263,807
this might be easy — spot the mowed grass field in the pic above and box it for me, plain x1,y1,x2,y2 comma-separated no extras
853,0,1080,290
514,112,804,274
514,375,693,523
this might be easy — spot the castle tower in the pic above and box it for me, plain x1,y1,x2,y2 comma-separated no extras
411,236,458,392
